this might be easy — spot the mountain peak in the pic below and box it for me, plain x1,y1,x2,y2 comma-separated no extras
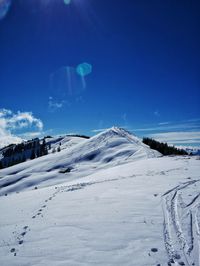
94,126,141,145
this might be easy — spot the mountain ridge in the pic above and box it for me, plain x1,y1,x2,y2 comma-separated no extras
0,127,161,195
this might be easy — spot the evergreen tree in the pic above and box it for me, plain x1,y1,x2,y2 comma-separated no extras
22,155,26,162
57,142,61,152
36,150,40,158
30,150,36,160
40,139,48,156
143,137,187,156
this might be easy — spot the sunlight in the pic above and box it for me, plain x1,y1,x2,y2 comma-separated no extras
63,0,71,5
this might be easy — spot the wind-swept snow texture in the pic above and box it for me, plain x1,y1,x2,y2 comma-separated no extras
0,128,199,266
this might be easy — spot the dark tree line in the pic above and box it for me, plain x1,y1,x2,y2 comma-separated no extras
2,139,40,158
0,138,50,169
66,134,90,139
143,137,188,156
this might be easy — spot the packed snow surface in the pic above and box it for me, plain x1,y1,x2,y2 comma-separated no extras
0,128,199,266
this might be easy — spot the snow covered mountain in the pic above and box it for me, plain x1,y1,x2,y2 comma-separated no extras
0,127,199,266
45,134,88,153
0,134,87,168
0,127,161,195
185,147,200,156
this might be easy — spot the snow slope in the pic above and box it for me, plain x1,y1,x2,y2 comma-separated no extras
45,135,87,152
0,156,199,266
0,127,160,195
0,128,199,266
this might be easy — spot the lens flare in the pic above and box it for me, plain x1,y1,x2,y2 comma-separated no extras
63,0,71,5
0,0,11,20
76,63,92,77
49,66,86,98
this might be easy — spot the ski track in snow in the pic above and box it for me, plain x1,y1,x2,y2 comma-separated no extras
1,128,199,266
162,178,200,266
4,169,200,266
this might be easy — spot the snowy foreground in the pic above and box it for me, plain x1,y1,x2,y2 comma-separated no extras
0,128,200,266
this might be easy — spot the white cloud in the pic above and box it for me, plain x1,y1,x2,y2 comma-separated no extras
148,131,200,146
91,128,109,133
48,97,66,112
8,111,43,130
134,121,200,132
0,108,12,117
158,122,170,126
0,126,22,149
0,108,44,149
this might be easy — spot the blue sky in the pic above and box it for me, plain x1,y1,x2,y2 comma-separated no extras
0,0,199,147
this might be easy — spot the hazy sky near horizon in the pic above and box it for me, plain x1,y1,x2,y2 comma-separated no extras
0,0,199,147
